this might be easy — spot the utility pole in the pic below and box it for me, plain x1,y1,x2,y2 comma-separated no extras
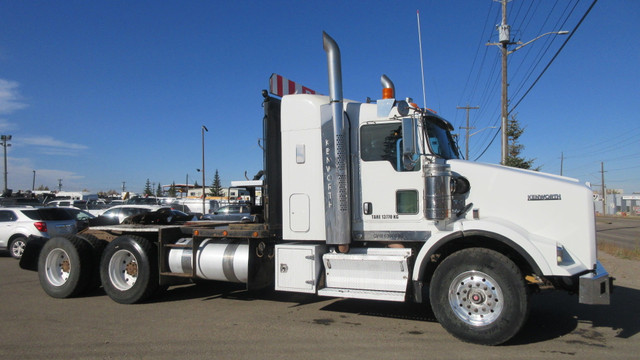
482,0,514,164
601,162,606,215
488,0,568,165
499,0,510,165
58,179,63,192
560,152,564,176
1,134,12,194
457,105,479,160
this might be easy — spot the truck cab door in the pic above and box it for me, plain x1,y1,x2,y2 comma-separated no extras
356,121,426,241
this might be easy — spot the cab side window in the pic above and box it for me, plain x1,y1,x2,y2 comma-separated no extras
360,123,418,171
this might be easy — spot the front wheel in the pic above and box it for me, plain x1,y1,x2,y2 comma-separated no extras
100,235,159,304
429,248,529,345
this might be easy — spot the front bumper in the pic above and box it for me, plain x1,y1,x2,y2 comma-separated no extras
579,260,612,305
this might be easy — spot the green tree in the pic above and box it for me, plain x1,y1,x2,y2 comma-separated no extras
168,181,177,197
209,169,223,196
155,183,163,197
505,115,539,170
143,179,153,196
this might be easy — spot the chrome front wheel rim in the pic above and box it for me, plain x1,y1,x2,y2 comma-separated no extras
448,270,504,326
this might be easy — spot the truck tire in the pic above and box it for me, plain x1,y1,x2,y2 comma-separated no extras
9,235,28,259
38,235,94,298
429,248,529,345
76,233,107,292
100,235,158,304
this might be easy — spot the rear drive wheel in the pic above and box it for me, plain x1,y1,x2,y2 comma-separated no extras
38,236,94,298
429,248,529,345
9,236,27,259
100,235,158,304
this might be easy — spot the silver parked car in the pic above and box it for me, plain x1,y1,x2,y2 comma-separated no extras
201,204,253,222
0,207,77,259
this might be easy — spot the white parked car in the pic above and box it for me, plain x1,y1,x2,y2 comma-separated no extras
96,205,164,224
45,200,88,209
0,207,77,259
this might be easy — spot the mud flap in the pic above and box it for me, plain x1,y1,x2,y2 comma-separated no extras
18,236,48,271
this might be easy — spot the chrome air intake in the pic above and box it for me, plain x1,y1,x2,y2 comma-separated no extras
425,163,452,220
322,32,351,245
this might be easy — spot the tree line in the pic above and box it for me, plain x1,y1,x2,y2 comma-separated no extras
143,169,224,198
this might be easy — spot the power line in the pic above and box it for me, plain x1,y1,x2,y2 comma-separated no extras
509,0,598,114
472,0,597,161
510,1,577,102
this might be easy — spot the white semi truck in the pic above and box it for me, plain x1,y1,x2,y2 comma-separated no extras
20,32,611,345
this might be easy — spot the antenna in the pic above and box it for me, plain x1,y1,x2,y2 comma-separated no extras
417,10,427,109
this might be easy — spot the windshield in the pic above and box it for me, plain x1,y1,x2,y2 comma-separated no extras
423,116,459,160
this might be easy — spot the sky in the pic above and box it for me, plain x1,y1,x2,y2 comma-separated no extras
0,0,638,195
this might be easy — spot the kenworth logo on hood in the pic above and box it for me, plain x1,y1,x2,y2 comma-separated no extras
527,194,562,201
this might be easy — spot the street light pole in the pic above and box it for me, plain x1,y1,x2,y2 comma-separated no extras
488,0,568,165
202,125,208,214
32,170,36,191
1,135,12,194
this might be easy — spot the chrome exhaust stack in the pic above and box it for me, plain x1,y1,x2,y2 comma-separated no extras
322,32,351,247
380,74,395,98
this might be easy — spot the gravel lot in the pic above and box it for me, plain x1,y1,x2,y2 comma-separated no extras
0,219,638,359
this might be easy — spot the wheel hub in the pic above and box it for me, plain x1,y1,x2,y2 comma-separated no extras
61,260,71,273
108,249,139,291
125,262,138,277
448,271,504,326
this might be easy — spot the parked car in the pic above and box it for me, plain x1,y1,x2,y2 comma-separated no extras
201,204,253,222
0,197,42,207
170,199,221,218
60,207,96,231
120,208,198,225
0,207,77,259
124,197,161,205
45,199,89,210
94,205,164,224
